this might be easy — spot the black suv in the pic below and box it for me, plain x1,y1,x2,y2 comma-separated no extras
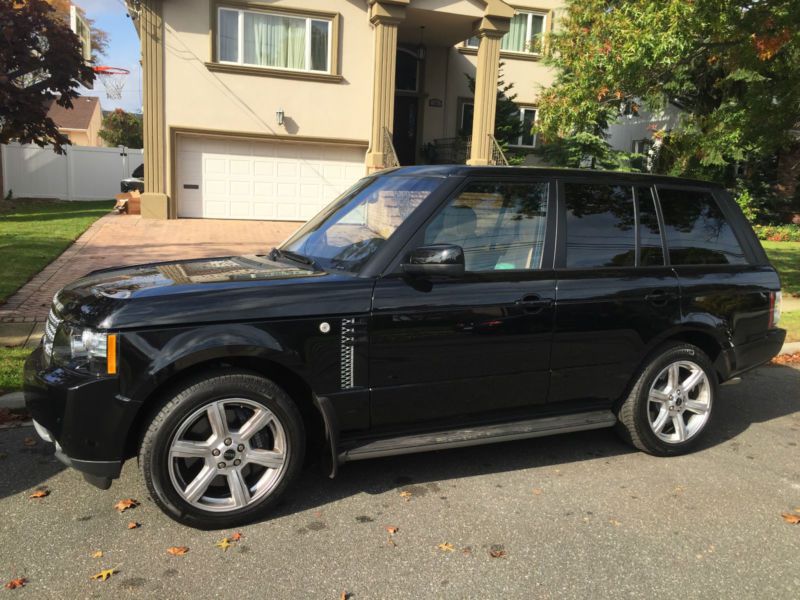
25,166,785,528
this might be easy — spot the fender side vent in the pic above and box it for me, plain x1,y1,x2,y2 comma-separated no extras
340,318,356,389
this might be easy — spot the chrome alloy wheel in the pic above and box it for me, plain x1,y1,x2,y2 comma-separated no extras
647,360,712,444
167,399,287,512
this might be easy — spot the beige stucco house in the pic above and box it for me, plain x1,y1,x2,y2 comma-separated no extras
46,96,104,147
131,0,560,220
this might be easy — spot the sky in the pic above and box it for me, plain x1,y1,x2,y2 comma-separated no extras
74,0,142,113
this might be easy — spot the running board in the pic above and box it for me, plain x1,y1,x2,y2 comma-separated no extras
339,410,617,462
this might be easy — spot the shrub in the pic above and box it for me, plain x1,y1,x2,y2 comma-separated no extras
753,224,800,242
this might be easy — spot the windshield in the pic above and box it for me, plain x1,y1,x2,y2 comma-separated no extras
280,176,443,273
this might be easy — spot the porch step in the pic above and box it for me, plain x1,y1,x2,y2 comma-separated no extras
339,410,617,462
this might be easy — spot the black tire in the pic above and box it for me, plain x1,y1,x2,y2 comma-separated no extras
139,370,305,529
616,343,718,456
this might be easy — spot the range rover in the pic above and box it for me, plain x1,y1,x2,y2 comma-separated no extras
25,166,785,528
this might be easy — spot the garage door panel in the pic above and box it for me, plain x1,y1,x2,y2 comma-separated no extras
177,135,365,220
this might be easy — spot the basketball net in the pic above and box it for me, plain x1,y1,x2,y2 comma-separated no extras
93,67,129,100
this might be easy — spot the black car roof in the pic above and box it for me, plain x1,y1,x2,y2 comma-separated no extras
380,165,722,188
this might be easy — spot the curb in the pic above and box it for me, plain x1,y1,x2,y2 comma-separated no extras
777,341,800,356
0,391,25,410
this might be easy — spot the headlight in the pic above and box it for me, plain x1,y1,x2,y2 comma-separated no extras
52,325,117,375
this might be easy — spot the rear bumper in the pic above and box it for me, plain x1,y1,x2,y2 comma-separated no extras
719,328,786,380
24,346,141,487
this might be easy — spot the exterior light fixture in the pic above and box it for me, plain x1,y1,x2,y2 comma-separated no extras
276,108,285,126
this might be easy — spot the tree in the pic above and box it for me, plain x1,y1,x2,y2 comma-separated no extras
0,0,95,152
98,109,143,148
536,0,800,185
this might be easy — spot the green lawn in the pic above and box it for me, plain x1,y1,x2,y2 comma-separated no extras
0,199,113,303
0,346,28,395
762,241,800,297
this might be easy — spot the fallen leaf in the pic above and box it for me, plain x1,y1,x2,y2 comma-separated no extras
385,526,399,535
462,546,472,555
90,551,103,559
340,592,350,600
23,437,37,447
781,512,800,525
489,549,507,559
772,352,800,365
167,546,189,556
436,542,455,552
215,538,232,552
399,490,412,501
91,568,117,582
29,489,49,499
127,521,140,530
230,532,243,541
113,498,139,513
609,519,622,527
4,578,27,590
532,488,543,496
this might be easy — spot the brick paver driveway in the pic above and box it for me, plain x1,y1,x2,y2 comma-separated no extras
0,214,300,324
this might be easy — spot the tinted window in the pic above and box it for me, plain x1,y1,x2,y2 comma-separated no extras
424,181,548,271
636,187,664,266
565,184,635,268
658,188,746,265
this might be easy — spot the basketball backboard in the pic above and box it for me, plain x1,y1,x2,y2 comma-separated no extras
69,3,93,88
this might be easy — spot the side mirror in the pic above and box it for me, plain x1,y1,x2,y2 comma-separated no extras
401,244,465,277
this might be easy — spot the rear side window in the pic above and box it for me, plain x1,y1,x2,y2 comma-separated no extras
657,188,747,265
564,183,636,268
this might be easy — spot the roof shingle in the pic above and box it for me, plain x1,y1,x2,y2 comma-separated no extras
45,96,100,131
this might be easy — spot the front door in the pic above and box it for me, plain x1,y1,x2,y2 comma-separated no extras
393,95,418,165
370,178,556,429
549,182,681,406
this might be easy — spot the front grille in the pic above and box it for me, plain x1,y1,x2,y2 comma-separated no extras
43,308,61,359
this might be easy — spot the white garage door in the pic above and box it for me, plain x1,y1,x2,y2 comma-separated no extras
176,136,366,221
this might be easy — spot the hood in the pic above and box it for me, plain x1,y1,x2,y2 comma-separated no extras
53,255,371,329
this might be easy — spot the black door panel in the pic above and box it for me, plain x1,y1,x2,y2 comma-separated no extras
371,273,555,426
550,268,681,404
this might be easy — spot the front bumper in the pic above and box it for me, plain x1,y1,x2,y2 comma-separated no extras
24,345,142,488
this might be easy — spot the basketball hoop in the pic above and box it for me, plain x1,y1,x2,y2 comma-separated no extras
93,66,130,100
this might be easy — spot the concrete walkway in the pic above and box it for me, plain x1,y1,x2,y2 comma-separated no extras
0,213,300,329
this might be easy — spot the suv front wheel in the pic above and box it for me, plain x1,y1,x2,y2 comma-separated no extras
616,343,717,455
139,371,305,529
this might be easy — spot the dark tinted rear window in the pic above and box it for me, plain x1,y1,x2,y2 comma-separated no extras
657,188,746,265
565,183,635,268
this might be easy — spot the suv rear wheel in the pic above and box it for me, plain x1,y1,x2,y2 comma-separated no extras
616,343,717,455
139,371,305,529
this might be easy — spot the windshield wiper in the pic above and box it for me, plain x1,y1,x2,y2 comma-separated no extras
269,247,321,271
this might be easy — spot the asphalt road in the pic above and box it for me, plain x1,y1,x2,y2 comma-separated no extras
1,364,799,599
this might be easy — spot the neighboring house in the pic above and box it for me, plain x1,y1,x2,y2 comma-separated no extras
128,0,560,220
46,96,104,147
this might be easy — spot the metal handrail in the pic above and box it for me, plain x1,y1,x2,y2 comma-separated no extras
382,127,400,169
489,134,509,166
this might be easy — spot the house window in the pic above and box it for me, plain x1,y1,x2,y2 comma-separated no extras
516,107,537,147
632,139,652,154
459,101,474,136
467,10,547,55
217,7,332,73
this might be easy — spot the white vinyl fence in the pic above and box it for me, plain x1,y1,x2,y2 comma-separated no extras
1,143,143,201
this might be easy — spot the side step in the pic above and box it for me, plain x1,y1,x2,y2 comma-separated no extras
339,410,617,462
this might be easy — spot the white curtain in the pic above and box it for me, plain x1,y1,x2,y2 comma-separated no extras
501,13,527,52
246,14,305,69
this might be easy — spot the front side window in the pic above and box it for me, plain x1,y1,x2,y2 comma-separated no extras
281,177,442,273
218,7,331,73
467,11,547,55
565,183,636,268
424,181,549,272
658,188,747,265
